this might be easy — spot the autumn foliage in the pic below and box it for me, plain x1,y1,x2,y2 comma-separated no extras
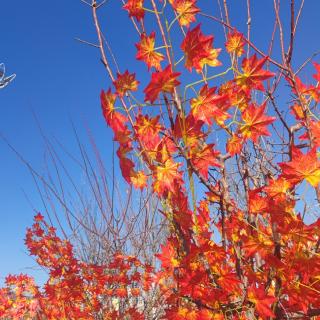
2,1,320,319
0,214,155,319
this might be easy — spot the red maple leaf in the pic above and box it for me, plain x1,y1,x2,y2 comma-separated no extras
300,120,320,147
156,238,179,269
170,0,200,27
134,114,162,154
144,65,181,103
236,54,275,92
279,147,320,187
113,70,139,97
239,102,275,142
225,30,245,57
117,145,135,184
123,0,145,21
190,85,229,125
248,286,276,319
181,24,221,73
313,62,320,82
190,143,220,179
100,89,128,133
153,158,183,195
174,114,205,148
135,32,164,70
130,171,148,189
226,134,243,156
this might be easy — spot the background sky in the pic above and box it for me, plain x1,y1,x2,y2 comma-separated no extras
0,1,320,284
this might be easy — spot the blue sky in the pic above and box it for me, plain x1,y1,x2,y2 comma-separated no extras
0,1,115,281
0,1,320,283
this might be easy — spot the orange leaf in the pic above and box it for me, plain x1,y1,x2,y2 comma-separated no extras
123,0,144,21
190,85,229,125
153,159,183,195
279,147,320,186
113,70,139,97
225,30,245,57
226,134,243,156
240,103,275,142
313,62,320,82
171,0,200,27
144,65,181,103
100,89,129,135
190,143,220,179
130,171,148,189
181,25,221,73
156,238,180,269
135,32,164,71
248,286,276,319
236,54,275,92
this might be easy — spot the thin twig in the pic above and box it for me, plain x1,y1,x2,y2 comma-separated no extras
75,37,99,48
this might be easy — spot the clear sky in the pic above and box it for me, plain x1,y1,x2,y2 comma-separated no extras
0,1,319,283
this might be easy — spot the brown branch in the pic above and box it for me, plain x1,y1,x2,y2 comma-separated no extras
246,0,251,58
286,0,295,64
91,0,115,81
293,0,305,35
273,0,286,64
222,0,231,27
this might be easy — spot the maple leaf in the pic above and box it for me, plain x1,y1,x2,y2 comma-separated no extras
165,307,197,320
220,80,250,111
313,62,320,82
264,177,292,198
310,121,320,144
113,125,133,147
225,30,245,57
239,102,275,142
247,286,276,319
198,48,222,71
300,120,320,147
248,188,268,215
113,70,139,97
34,213,44,222
290,103,305,120
117,145,135,184
195,200,211,236
174,114,205,149
155,136,178,164
153,158,183,195
216,268,241,295
130,171,148,189
130,288,140,297
279,147,320,186
115,287,127,298
171,0,200,27
226,134,243,156
156,238,180,269
236,54,275,92
101,89,132,148
290,74,320,102
190,143,220,179
134,114,162,152
100,89,128,133
144,65,181,103
181,25,221,73
123,0,145,21
289,75,315,100
190,85,229,125
135,32,164,71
